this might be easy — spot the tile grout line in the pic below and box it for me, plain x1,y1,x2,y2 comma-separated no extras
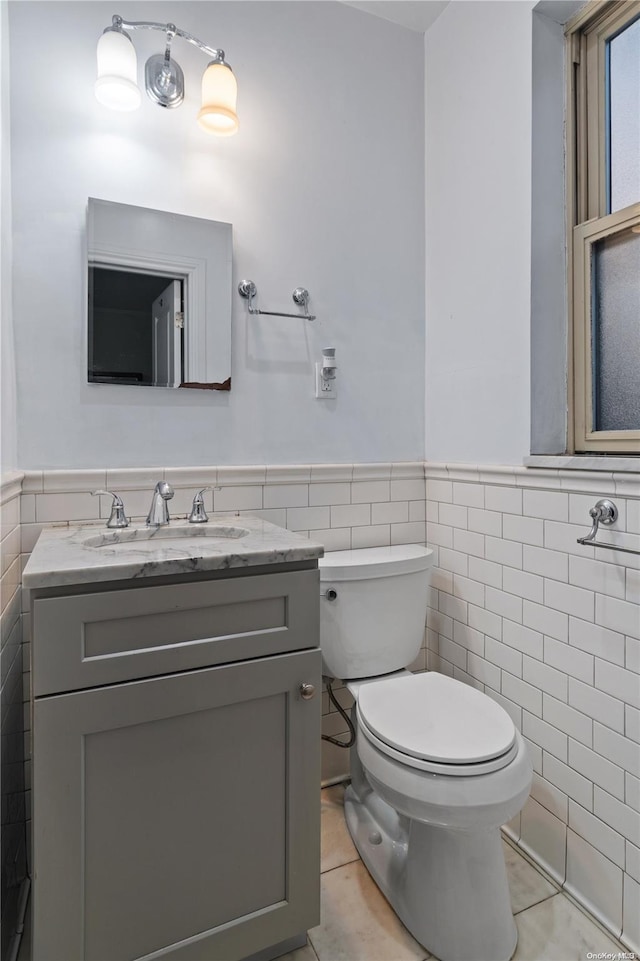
503,833,628,950
501,833,561,890
320,854,361,877
512,890,559,916
304,936,321,961
557,884,626,949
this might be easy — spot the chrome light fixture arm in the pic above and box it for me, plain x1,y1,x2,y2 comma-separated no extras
111,16,228,63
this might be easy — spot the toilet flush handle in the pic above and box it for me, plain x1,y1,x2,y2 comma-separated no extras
324,588,338,601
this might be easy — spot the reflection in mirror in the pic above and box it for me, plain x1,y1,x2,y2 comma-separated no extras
87,199,232,391
89,267,184,387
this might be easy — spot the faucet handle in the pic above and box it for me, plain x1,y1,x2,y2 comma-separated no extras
92,490,129,529
189,487,214,524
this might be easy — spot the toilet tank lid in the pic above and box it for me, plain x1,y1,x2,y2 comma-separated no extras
319,545,434,581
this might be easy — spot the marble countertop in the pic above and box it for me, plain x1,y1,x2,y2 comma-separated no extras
23,515,324,589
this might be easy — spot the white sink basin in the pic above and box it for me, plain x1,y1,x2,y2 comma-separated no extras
83,525,250,550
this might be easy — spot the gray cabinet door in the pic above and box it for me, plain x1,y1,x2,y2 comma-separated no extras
33,650,321,961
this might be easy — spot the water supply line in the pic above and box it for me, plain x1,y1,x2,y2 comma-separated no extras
322,678,356,749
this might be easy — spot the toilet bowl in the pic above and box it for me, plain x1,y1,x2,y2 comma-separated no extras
319,546,533,961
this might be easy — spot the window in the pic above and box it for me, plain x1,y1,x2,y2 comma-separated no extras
567,0,640,452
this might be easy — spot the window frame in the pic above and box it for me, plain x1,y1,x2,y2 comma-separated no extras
566,0,640,453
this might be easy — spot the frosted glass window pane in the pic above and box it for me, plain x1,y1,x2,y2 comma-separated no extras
608,17,640,213
592,229,640,431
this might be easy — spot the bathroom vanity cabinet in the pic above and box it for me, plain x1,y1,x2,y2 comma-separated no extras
25,526,322,961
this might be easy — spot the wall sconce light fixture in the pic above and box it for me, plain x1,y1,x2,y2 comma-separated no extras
95,14,239,136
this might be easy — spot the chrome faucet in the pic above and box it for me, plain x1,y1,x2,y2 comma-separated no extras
146,482,174,526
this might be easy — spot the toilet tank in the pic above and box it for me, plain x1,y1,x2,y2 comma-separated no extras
318,545,434,680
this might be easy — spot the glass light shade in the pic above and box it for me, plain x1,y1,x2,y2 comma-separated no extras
197,62,239,136
95,29,141,112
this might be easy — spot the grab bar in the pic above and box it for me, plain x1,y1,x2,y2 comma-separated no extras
577,499,640,556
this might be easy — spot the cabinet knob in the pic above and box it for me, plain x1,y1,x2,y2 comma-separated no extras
299,683,316,700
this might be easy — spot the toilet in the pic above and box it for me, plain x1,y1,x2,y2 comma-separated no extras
319,545,532,961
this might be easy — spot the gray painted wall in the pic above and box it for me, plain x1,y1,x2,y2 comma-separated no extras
530,0,585,454
1,4,17,475
9,1,425,469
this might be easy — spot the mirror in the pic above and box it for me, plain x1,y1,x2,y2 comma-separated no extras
87,199,232,390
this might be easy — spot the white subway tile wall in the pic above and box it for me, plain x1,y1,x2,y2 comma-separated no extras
7,461,640,952
425,463,640,951
15,463,428,808
0,475,28,947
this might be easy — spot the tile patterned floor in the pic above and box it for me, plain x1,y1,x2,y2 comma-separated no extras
291,785,628,961
17,784,629,961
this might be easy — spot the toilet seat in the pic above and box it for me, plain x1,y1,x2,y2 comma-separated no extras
357,714,519,775
356,672,517,776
